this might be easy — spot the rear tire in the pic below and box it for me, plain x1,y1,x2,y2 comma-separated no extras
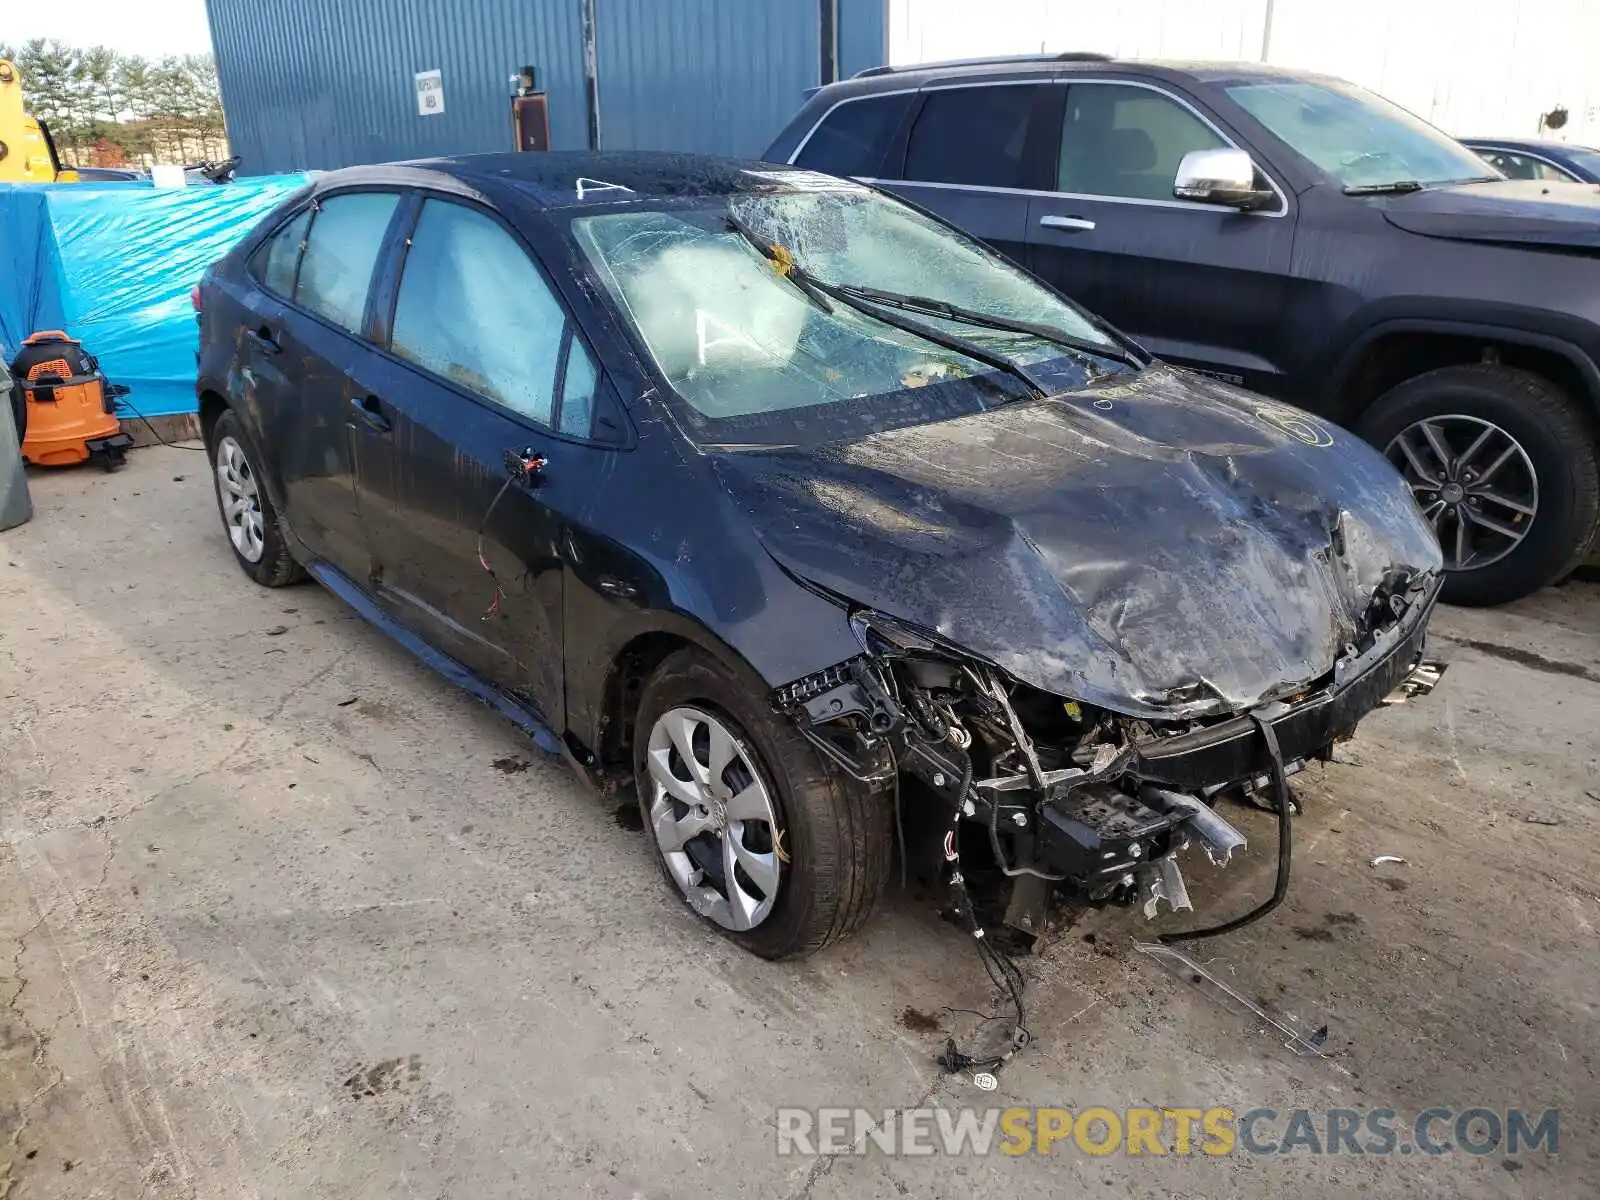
206,408,304,588
1358,364,1600,606
633,647,892,960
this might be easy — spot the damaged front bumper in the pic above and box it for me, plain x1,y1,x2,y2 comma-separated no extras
775,570,1446,927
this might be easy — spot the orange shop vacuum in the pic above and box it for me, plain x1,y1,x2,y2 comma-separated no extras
9,332,134,470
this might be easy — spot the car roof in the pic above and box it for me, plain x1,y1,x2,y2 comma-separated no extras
304,151,820,211
839,53,1336,90
1460,136,1598,154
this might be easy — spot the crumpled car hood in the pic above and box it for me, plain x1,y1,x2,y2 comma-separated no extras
1379,178,1600,249
710,366,1442,719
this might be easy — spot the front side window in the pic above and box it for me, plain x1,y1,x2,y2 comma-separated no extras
256,208,311,298
391,199,568,426
904,84,1047,189
794,93,914,178
295,192,400,334
1058,84,1227,201
1226,79,1499,189
571,180,1130,447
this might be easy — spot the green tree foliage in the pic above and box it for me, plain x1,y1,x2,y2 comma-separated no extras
0,39,228,166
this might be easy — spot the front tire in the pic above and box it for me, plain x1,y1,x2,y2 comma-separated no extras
1358,364,1600,606
206,408,303,587
633,648,891,960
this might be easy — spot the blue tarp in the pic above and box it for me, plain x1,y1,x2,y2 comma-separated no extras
0,176,307,416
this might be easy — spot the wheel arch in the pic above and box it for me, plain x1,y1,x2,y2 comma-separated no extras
1324,318,1600,434
578,610,793,781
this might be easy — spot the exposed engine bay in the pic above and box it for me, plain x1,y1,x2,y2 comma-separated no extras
774,566,1445,958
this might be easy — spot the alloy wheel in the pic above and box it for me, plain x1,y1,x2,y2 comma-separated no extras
1384,415,1538,571
215,435,266,563
645,706,783,932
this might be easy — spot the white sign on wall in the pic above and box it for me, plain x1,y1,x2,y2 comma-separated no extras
415,69,445,117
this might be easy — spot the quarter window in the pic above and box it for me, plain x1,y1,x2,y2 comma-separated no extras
255,208,311,298
391,199,569,427
904,84,1048,189
1058,84,1227,201
295,192,400,334
794,93,914,178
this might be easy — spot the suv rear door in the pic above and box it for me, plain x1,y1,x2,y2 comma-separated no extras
1025,79,1298,395
872,81,1058,268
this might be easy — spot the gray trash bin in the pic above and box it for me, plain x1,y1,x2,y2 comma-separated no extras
1,360,33,531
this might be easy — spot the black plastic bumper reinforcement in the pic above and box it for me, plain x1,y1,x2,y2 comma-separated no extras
1133,575,1441,791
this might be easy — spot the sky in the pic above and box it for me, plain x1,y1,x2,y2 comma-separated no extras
8,0,213,57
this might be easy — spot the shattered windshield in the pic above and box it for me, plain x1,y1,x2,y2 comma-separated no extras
569,179,1132,446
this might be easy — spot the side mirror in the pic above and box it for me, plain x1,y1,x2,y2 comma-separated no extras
1174,148,1275,211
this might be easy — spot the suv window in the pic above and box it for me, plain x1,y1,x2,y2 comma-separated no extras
391,199,573,428
794,94,914,178
295,192,400,333
254,208,311,298
1058,84,1227,201
904,84,1046,189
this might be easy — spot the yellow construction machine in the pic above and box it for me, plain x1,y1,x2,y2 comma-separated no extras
0,58,80,183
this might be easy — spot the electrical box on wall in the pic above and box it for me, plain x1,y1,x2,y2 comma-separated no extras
511,64,550,151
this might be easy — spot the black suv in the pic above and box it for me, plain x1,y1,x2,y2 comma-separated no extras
766,53,1600,605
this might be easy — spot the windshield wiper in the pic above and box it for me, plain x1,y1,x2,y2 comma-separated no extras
827,282,1145,370
725,214,836,315
724,215,1050,399
1342,179,1426,195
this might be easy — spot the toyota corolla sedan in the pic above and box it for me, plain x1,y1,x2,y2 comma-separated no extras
197,152,1443,963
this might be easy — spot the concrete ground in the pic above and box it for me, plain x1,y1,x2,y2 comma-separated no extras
1,445,1597,1199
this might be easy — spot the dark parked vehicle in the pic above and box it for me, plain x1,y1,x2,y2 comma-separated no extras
197,153,1441,964
767,55,1600,605
1460,137,1600,185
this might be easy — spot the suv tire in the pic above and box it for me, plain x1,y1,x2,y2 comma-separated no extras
633,647,891,959
1358,364,1600,606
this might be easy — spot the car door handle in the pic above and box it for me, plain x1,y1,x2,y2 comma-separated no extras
350,394,391,433
1039,215,1097,232
247,326,282,355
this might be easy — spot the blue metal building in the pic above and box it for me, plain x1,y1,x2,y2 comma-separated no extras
205,0,888,175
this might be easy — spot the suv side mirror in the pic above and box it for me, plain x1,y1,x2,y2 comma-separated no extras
1174,148,1275,211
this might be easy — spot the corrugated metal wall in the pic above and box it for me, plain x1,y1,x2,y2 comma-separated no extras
207,0,891,175
888,0,1600,143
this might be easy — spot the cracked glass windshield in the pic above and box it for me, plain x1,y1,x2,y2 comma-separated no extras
570,178,1133,446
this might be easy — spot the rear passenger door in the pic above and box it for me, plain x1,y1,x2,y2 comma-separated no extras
1026,81,1298,394
245,191,402,575
355,195,622,730
874,82,1058,268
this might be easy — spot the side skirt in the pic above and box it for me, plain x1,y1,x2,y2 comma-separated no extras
306,561,565,758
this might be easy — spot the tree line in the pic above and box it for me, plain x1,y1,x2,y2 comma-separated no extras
0,39,227,167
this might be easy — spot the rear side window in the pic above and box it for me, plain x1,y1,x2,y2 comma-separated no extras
255,209,311,298
295,192,400,334
904,84,1047,189
1058,84,1227,201
793,94,914,178
390,199,569,427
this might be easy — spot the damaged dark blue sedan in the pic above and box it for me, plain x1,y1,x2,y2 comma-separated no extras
197,153,1444,964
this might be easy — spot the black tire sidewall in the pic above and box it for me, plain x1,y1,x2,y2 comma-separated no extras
207,408,299,587
1357,367,1600,606
632,649,855,960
